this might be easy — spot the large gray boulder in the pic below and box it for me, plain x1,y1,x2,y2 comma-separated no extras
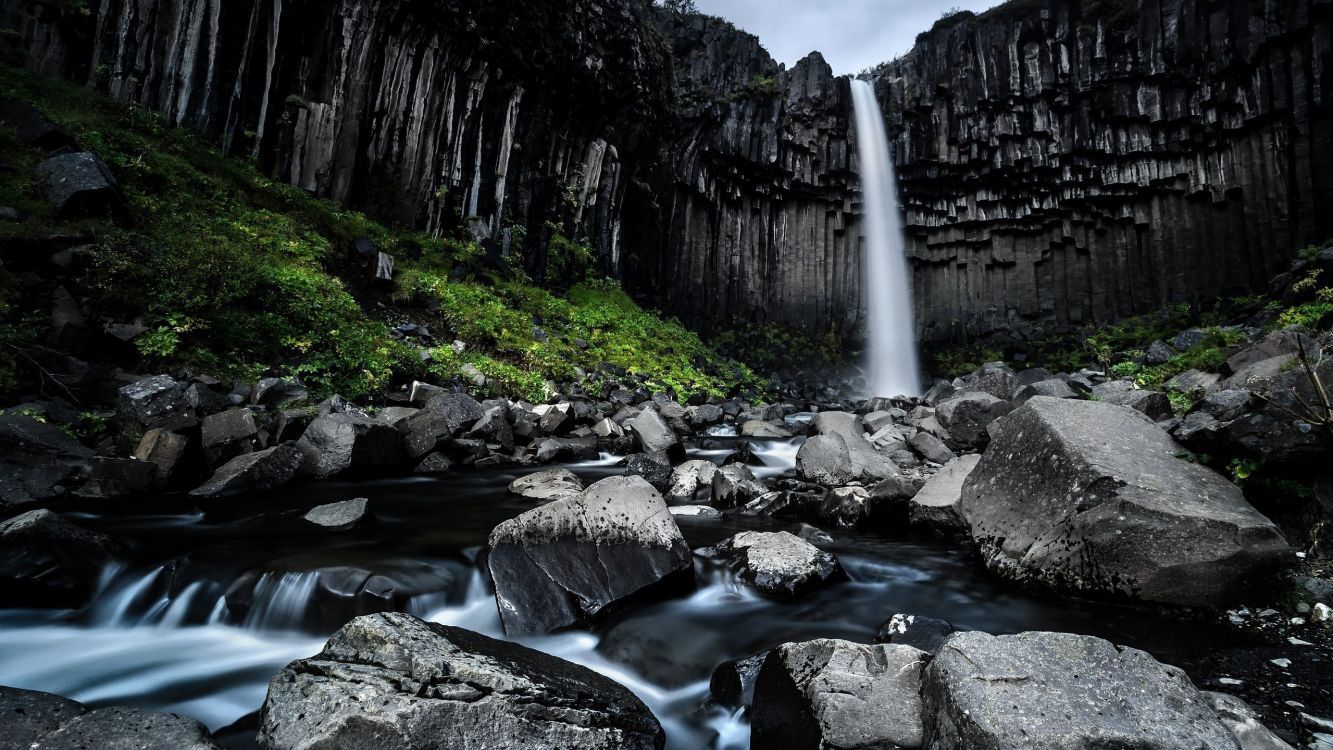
487,476,692,635
297,412,403,478
712,463,767,508
935,392,1011,450
0,415,93,513
923,631,1240,750
34,151,126,219
707,531,843,598
626,408,683,460
0,686,87,748
909,454,980,534
665,459,717,504
189,445,304,499
258,613,664,750
961,397,1289,606
30,706,220,749
399,393,484,458
117,375,193,430
796,412,898,486
199,408,260,466
751,639,928,750
0,510,121,608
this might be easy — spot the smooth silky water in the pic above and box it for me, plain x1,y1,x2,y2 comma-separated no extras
0,423,1252,749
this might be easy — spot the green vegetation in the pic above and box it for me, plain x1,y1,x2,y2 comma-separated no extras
0,64,757,403
712,322,847,376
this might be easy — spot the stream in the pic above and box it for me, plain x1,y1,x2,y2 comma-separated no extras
0,421,1253,749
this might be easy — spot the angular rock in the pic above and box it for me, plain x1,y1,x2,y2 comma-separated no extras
1146,339,1178,365
961,397,1289,605
251,378,309,408
132,429,190,490
623,451,674,491
0,509,121,608
0,686,87,748
509,468,584,503
487,475,692,635
300,498,370,532
592,417,625,437
908,430,955,464
74,456,156,498
796,414,899,486
712,463,767,508
1169,369,1222,395
751,639,928,750
819,485,869,528
0,101,77,151
0,415,93,512
200,408,259,466
1202,691,1296,750
710,652,768,709
189,445,304,499
465,407,515,451
297,412,403,478
1102,388,1174,421
626,408,683,460
538,402,574,434
1011,377,1080,407
924,631,1238,749
708,531,842,598
741,420,793,438
257,613,664,750
874,613,957,654
665,459,717,504
935,391,1012,450
413,452,453,474
910,454,980,534
533,435,599,463
34,151,126,219
117,375,192,430
399,393,484,458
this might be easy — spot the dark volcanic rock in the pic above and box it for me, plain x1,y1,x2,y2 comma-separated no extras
622,451,674,492
0,415,93,513
707,531,843,598
0,509,121,608
874,613,957,655
258,613,665,750
908,454,980,534
299,498,369,532
487,475,693,635
508,468,584,503
751,639,928,750
189,445,304,499
961,397,1290,606
923,631,1240,750
29,706,222,749
709,652,768,709
296,412,403,478
935,392,1011,451
117,375,193,430
399,393,484,459
33,151,126,219
0,685,87,748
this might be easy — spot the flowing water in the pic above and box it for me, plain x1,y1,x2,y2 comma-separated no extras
0,425,1252,749
851,79,921,398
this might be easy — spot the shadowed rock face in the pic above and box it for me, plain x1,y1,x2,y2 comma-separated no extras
961,397,1290,606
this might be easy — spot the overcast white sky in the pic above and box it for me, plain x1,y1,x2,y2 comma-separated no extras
691,0,1003,74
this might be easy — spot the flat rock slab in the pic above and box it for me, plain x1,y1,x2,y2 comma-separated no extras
752,639,928,750
300,498,369,531
708,531,843,598
961,397,1289,606
909,454,980,533
189,445,303,499
923,631,1238,750
258,612,665,750
487,475,692,635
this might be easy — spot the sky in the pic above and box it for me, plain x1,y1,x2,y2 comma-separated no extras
691,0,1003,75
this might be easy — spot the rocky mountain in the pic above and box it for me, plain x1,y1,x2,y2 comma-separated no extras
14,0,1332,346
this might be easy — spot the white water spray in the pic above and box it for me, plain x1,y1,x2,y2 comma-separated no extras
850,79,920,397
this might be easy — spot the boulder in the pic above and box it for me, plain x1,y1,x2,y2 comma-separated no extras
961,397,1290,605
1102,388,1174,421
399,393,484,458
508,468,584,503
300,498,369,532
935,392,1012,450
687,404,724,428
0,509,121,608
0,415,93,512
626,408,683,460
1146,339,1178,365
741,420,794,438
1225,329,1318,375
712,463,767,508
251,378,309,408
74,457,156,499
751,639,928,750
908,431,955,464
413,452,453,474
970,363,1021,401
1202,691,1296,750
487,476,692,635
533,436,599,463
0,101,77,151
592,417,625,437
819,486,870,528
538,402,574,434
188,445,304,499
117,375,193,430
665,459,717,504
133,429,190,490
33,151,126,219
909,454,980,534
623,451,674,492
874,613,957,654
1011,377,1080,406
708,531,843,598
1168,369,1222,395
199,408,259,466
797,413,898,486
709,652,769,709
29,705,221,749
297,412,403,478
465,407,514,451
0,686,86,749
923,631,1239,749
257,613,664,750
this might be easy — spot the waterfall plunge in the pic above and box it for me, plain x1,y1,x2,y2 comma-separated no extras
850,79,921,398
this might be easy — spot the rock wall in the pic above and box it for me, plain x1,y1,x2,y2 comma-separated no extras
881,0,1333,344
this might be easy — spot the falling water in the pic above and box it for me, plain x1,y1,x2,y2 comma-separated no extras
850,79,921,398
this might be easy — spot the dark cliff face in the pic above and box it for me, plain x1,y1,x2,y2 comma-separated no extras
13,0,1333,347
882,0,1333,345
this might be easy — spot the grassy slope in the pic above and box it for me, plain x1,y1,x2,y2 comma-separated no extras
0,64,759,403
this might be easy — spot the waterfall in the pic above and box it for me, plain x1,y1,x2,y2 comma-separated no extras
850,79,921,398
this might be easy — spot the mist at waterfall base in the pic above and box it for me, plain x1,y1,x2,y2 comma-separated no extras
851,79,922,398
0,425,1256,750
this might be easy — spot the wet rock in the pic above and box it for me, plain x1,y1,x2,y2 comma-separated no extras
0,686,87,748
819,486,870,528
31,705,221,749
665,459,717,504
710,652,768,709
924,631,1238,749
117,375,193,430
623,451,674,491
0,509,121,608
257,613,664,750
34,151,126,219
1202,691,1295,750
487,475,693,635
413,452,453,474
741,420,793,438
935,391,1012,451
786,522,834,545
250,378,309,408
796,412,898,486
465,407,514,451
508,468,584,503
908,431,955,464
1102,388,1174,422
909,454,980,534
962,397,1290,606
626,408,683,461
874,613,957,655
189,445,304,499
225,561,454,631
74,456,156,499
0,415,93,513
751,639,928,750
297,412,403,478
399,393,484,458
300,498,369,532
707,531,843,598
132,429,190,491
712,463,767,509
669,504,722,519
200,408,260,466
533,436,599,463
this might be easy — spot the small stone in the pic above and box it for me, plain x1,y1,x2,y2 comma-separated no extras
1217,677,1244,686
1270,658,1292,668
1314,603,1332,621
1289,637,1313,646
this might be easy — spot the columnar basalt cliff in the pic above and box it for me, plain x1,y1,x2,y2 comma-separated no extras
881,0,1333,344
12,0,1333,347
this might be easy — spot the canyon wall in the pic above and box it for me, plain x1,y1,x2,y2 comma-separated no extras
11,0,1333,346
